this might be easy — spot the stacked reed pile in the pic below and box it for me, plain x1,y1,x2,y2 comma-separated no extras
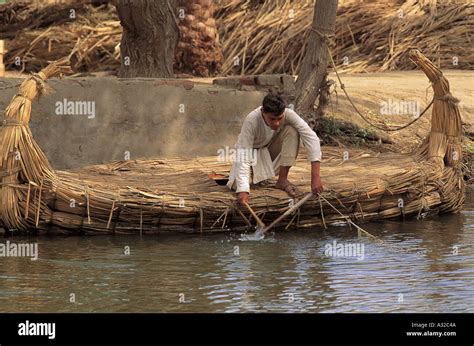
0,1,120,73
0,50,465,235
1,0,472,75
216,0,474,74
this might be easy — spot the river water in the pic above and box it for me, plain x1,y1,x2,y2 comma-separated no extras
1,191,473,313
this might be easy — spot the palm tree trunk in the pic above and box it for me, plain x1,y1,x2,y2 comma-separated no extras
295,0,338,122
175,0,223,77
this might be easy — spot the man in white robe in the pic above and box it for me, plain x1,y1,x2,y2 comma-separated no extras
227,94,324,205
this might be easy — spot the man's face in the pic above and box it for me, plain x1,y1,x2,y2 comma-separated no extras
262,111,284,131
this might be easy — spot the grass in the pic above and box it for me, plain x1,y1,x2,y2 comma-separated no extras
315,116,379,147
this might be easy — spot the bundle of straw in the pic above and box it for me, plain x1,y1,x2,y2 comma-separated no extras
0,57,71,231
216,0,474,75
410,49,463,168
0,2,121,73
409,48,465,212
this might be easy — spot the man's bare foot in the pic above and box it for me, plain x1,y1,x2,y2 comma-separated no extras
274,180,301,197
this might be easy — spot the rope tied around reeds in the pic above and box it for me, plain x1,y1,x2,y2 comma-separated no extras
433,92,460,104
0,167,22,178
1,119,29,127
29,72,50,97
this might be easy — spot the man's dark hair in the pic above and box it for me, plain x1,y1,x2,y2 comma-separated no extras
262,94,286,116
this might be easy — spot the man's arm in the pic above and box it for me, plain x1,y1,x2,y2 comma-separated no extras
285,109,322,162
286,109,324,194
234,117,256,204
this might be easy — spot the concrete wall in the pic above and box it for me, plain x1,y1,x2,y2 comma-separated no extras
0,78,267,169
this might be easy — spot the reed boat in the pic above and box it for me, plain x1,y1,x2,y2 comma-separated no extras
0,50,465,235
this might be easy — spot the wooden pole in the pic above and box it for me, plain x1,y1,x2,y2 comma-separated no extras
317,194,378,240
244,202,266,231
262,192,314,233
0,40,5,77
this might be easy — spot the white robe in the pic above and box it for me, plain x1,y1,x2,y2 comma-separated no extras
227,106,322,193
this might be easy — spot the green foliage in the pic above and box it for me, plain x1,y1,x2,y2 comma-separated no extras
317,117,376,142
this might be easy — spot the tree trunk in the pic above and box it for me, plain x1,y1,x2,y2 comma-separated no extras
295,0,338,122
115,0,179,78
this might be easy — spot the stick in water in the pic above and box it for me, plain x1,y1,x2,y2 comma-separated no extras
244,202,266,231
262,192,314,233
317,194,378,240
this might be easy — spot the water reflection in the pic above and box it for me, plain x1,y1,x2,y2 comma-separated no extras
0,192,473,313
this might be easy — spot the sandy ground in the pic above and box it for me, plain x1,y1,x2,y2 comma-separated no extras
323,70,473,151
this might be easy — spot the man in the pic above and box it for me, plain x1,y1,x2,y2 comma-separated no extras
227,94,324,205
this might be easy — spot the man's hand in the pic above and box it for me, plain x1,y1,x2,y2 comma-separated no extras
237,192,250,205
311,161,323,195
311,175,324,195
